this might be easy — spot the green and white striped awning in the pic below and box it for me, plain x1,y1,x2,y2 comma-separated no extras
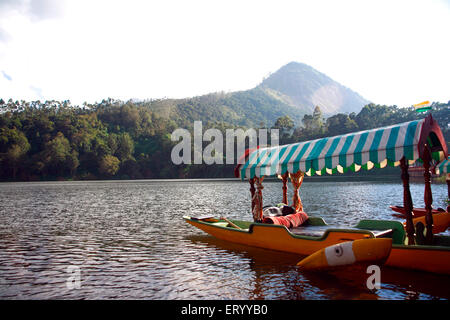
436,157,450,174
239,117,447,180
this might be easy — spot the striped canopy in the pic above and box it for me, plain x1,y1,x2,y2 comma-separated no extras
239,115,448,180
436,157,450,174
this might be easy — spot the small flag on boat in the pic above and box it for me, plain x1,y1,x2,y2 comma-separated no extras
413,101,432,113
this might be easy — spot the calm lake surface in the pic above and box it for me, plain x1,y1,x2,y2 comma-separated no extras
0,179,449,300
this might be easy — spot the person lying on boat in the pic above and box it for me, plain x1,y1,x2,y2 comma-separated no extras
262,203,295,216
262,204,308,228
262,205,282,217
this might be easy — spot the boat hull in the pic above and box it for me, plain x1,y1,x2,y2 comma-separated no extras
409,211,450,234
386,244,450,275
390,205,444,218
185,217,378,256
185,216,450,275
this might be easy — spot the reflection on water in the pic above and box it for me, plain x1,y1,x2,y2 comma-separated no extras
0,179,448,299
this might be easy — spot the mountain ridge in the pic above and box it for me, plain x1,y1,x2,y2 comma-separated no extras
137,61,371,128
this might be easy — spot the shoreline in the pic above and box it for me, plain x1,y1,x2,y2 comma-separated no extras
0,175,446,184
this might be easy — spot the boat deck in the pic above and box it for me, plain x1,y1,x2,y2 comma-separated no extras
290,225,394,238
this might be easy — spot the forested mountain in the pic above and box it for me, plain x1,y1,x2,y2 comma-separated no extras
136,88,305,129
135,62,370,128
0,98,448,181
0,62,447,181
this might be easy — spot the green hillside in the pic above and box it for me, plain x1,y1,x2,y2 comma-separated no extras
0,62,448,181
0,98,448,181
139,88,306,128
134,62,370,128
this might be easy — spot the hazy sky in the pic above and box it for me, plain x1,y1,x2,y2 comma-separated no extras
1,0,449,107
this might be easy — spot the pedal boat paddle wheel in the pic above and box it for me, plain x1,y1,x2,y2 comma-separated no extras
184,114,450,274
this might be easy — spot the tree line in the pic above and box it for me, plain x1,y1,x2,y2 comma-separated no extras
0,98,448,181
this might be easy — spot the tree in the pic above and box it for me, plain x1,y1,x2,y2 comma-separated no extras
0,128,30,179
302,114,314,131
304,106,324,131
312,106,324,130
119,158,141,179
99,155,120,176
120,104,140,130
273,115,294,139
355,104,397,130
66,150,80,176
116,132,134,161
41,132,72,176
326,114,358,136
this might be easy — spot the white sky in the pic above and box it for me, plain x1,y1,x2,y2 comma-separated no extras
0,0,449,107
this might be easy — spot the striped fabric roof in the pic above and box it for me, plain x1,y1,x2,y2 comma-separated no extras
436,157,450,174
239,118,446,180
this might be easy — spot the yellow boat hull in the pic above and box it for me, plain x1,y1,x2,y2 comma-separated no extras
185,216,450,275
185,217,376,256
409,211,450,234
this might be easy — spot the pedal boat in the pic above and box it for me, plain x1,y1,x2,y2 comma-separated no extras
184,216,401,257
185,115,450,274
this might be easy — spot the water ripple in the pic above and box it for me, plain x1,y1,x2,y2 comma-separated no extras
0,179,449,299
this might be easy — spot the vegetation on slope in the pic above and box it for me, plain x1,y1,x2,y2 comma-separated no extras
0,98,448,181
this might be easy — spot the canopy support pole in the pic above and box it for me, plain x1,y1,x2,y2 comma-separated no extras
446,174,450,212
249,178,256,213
422,148,434,244
400,158,415,245
281,172,289,205
252,177,264,222
289,171,304,212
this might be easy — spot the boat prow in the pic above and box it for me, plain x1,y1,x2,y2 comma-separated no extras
389,205,445,218
297,238,392,271
409,211,450,234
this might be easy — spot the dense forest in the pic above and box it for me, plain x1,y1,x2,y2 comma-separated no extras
0,98,449,181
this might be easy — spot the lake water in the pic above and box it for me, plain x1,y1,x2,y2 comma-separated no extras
0,179,449,300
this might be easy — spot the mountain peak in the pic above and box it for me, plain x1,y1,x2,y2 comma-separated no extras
278,61,315,71
258,62,369,115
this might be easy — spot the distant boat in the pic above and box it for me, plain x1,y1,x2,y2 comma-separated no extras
407,165,439,178
390,205,444,218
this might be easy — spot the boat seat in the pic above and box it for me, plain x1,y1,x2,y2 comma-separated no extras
290,225,330,237
211,222,230,228
372,228,394,238
290,225,393,238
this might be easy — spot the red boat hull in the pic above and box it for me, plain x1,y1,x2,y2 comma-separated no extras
390,206,444,218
